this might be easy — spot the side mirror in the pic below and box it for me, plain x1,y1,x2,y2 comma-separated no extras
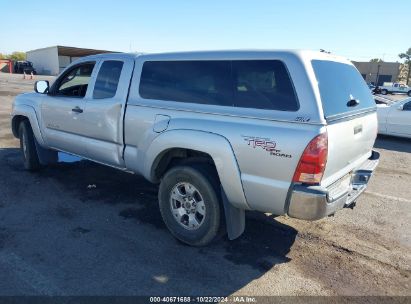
397,104,404,111
34,80,49,94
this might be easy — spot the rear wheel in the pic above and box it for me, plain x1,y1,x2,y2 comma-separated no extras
158,164,222,246
407,90,411,97
381,89,388,95
19,120,41,171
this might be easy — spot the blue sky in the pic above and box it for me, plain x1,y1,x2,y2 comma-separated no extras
1,0,409,62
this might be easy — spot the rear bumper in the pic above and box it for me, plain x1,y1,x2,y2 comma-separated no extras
287,150,380,220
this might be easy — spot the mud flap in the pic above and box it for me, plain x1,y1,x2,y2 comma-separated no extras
221,187,245,240
34,140,58,165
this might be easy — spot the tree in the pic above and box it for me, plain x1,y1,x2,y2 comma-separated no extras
398,47,411,85
370,58,384,63
0,53,4,59
6,51,26,61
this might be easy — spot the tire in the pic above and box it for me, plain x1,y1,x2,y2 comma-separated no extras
408,90,411,97
158,164,222,246
19,120,41,171
381,89,388,95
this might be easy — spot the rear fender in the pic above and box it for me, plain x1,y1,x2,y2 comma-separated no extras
144,129,250,211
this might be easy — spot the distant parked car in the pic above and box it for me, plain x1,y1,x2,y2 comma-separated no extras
372,86,381,95
377,98,411,138
378,82,411,96
13,61,37,75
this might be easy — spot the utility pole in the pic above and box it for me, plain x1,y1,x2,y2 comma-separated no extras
376,64,381,86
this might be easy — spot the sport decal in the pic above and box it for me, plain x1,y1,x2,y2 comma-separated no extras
242,136,292,158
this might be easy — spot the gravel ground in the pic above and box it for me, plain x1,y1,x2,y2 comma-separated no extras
0,72,410,296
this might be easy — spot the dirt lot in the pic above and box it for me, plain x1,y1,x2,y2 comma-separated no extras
0,73,410,296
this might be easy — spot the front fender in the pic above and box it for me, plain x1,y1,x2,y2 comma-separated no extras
11,104,46,146
144,129,250,210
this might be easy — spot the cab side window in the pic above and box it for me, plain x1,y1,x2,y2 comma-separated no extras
139,60,299,111
56,63,95,97
232,60,299,111
403,101,411,111
93,61,124,99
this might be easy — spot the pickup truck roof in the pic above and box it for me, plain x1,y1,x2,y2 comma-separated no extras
83,49,350,65
82,52,139,61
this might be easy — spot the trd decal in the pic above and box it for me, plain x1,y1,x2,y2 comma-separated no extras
242,136,292,158
243,136,276,151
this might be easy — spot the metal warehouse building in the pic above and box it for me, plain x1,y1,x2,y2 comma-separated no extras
26,45,115,75
352,61,401,86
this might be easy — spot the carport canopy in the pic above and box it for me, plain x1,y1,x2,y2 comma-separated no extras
57,45,116,57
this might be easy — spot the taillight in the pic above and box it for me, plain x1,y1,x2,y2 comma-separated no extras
292,132,328,185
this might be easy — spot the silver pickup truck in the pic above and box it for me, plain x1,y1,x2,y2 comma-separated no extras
11,50,380,246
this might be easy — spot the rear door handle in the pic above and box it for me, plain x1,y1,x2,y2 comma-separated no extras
72,106,83,113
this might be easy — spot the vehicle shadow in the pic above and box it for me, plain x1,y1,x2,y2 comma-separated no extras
375,135,411,153
0,147,297,296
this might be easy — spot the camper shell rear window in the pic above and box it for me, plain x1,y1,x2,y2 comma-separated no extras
312,60,376,120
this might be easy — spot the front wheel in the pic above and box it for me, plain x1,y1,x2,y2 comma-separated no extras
381,89,388,95
158,165,222,246
19,120,41,171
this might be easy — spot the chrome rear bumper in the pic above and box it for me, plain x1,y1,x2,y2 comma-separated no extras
287,150,380,220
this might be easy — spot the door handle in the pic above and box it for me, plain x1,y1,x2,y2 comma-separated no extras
72,106,83,113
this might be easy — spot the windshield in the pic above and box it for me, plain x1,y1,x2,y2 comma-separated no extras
312,60,376,120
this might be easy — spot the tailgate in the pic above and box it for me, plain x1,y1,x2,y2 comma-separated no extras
322,112,377,187
311,59,378,187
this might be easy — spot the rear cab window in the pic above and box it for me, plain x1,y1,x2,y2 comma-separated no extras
93,60,124,99
312,60,376,121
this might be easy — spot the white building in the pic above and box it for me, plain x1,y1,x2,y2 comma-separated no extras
26,45,115,75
